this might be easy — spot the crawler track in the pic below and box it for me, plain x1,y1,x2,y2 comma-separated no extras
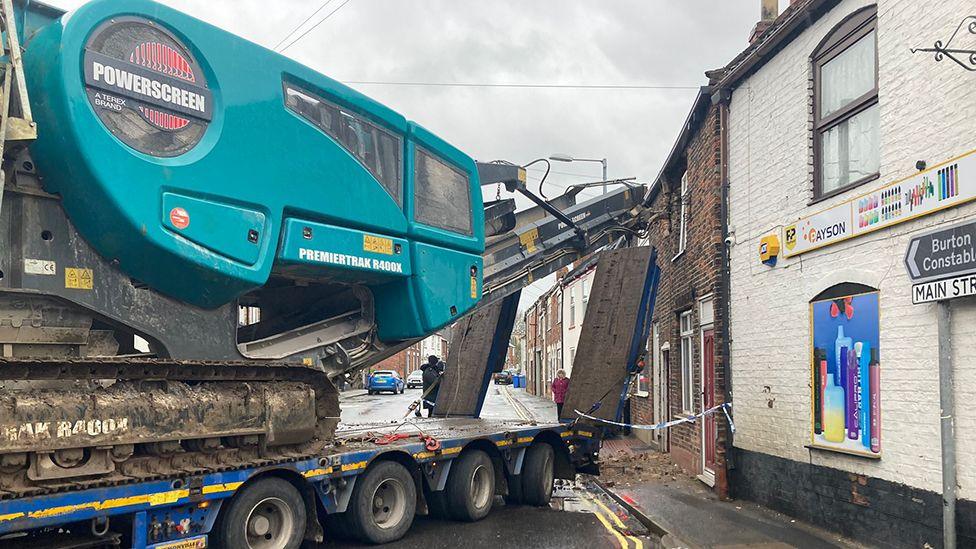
0,357,339,497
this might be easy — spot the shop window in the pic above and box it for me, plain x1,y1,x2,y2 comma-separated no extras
674,172,689,259
679,310,694,412
812,6,879,199
809,283,880,458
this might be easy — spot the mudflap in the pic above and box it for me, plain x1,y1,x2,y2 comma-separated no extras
433,290,520,418
561,246,656,424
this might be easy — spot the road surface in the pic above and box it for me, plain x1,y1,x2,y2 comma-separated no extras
325,386,656,548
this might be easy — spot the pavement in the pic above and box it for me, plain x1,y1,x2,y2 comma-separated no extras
504,389,868,549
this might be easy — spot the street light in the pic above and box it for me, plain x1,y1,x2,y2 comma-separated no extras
548,154,609,194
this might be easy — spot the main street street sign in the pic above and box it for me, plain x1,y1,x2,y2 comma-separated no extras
912,273,976,304
904,220,976,283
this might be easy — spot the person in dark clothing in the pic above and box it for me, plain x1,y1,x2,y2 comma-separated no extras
416,355,444,417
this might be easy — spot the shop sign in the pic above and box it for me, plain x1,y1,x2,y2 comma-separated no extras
784,148,976,258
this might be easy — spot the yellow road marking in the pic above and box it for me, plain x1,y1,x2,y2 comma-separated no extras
586,493,643,549
590,501,630,548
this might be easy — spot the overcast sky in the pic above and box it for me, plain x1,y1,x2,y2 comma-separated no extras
46,0,785,305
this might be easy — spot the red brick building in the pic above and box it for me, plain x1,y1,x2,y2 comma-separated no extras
523,270,566,398
633,84,732,498
370,342,424,380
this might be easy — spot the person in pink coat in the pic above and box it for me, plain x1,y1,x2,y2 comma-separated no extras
551,369,570,418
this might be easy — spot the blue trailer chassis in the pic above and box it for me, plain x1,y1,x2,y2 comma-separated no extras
0,421,598,548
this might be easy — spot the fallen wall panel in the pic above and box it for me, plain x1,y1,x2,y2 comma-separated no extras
560,246,654,423
434,291,520,418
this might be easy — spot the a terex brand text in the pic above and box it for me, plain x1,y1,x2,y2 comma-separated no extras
90,61,206,114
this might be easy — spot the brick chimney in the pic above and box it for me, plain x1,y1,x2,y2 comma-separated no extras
749,0,779,43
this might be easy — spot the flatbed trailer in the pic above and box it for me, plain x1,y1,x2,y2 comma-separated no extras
0,419,599,548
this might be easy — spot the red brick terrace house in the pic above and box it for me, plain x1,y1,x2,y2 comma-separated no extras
635,84,732,498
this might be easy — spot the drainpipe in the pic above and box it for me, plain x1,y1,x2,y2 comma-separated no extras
715,89,736,499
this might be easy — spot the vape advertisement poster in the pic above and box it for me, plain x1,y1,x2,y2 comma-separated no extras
810,291,880,458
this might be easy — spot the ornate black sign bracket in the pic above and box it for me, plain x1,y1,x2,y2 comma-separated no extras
911,15,976,71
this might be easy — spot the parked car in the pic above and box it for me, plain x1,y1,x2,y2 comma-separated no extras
367,370,404,394
406,370,424,389
493,370,514,385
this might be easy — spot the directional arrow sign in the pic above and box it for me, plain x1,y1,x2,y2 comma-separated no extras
905,220,976,283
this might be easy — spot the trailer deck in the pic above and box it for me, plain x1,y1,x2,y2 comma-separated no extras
0,419,597,548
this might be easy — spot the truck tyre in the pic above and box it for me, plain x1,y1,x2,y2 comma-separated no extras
521,443,555,506
444,450,495,522
213,477,306,549
347,460,416,544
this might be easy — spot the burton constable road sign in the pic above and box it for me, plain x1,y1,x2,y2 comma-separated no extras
905,220,976,283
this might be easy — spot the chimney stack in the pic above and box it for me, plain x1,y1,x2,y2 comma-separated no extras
750,0,779,43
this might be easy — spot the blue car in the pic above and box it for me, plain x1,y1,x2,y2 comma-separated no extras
367,370,405,395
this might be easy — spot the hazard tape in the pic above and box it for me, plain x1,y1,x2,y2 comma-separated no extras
574,402,734,433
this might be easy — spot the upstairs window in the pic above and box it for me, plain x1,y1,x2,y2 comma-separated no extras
813,7,879,199
284,82,403,205
674,172,689,259
569,291,576,327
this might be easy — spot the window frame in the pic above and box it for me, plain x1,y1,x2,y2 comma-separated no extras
811,7,880,202
413,146,474,236
282,81,404,205
679,310,694,413
569,290,576,328
673,172,689,260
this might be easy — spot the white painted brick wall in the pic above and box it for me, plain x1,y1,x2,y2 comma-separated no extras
727,0,976,498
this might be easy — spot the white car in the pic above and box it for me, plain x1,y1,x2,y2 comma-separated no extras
406,370,424,389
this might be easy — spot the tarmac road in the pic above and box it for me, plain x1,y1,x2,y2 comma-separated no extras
325,387,656,548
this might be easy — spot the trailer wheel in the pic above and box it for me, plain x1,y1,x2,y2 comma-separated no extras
521,443,555,506
347,460,416,544
444,450,495,522
213,477,306,549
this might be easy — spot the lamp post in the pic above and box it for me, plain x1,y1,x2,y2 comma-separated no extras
549,154,609,194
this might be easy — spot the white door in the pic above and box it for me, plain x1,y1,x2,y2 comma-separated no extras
698,296,716,487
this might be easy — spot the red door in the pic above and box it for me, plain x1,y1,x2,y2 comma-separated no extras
702,330,717,475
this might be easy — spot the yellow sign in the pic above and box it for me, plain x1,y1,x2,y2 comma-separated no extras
519,228,539,253
470,277,478,299
784,224,797,251
64,268,93,290
363,234,393,255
